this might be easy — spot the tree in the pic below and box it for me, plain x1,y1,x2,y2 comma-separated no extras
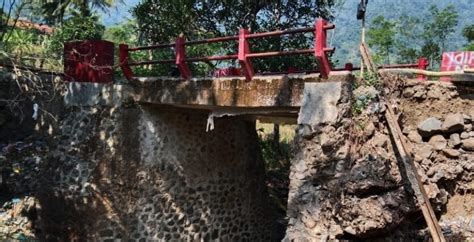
423,5,458,52
463,25,474,42
394,15,424,63
366,15,396,64
132,0,336,75
40,0,115,24
420,4,458,67
462,24,474,51
103,20,138,44
47,14,105,55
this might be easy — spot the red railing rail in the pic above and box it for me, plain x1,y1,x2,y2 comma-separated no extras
119,18,335,82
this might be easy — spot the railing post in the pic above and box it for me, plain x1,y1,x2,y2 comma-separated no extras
175,36,192,79
417,57,428,81
119,44,134,81
238,28,254,81
344,62,354,72
314,18,335,79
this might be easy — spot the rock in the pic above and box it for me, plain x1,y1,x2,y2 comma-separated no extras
428,135,447,151
465,123,473,132
470,217,474,232
427,87,443,99
407,131,423,143
442,113,465,133
461,138,474,151
435,189,449,205
418,117,442,137
294,172,306,180
371,133,388,148
448,133,461,147
469,111,474,123
442,148,460,158
364,122,376,137
461,132,469,139
424,183,440,199
421,158,433,168
299,124,314,139
294,160,308,173
416,143,433,159
463,113,472,124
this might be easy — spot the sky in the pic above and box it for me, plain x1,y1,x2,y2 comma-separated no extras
99,0,138,26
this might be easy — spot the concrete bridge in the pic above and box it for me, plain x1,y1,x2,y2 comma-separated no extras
52,71,354,241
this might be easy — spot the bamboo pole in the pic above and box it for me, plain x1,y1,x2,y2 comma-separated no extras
379,68,474,76
385,103,446,242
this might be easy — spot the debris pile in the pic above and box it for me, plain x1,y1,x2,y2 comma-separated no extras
0,138,47,240
0,196,38,240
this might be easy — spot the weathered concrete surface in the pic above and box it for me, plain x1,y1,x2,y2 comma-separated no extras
65,72,353,110
133,72,352,108
298,81,342,127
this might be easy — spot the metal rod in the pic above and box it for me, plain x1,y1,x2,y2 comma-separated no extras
128,59,175,66
260,69,319,75
186,54,238,62
247,27,314,39
126,27,314,51
127,43,175,51
186,36,238,45
246,49,313,58
380,63,418,69
324,23,335,30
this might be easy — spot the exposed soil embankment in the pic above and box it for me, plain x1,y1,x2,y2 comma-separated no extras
285,77,474,241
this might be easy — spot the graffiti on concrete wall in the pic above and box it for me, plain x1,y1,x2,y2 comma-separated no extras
441,51,474,71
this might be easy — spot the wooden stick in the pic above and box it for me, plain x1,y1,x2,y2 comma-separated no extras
378,68,471,76
384,103,445,242
359,43,378,74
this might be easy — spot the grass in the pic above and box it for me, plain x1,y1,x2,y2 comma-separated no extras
256,121,295,231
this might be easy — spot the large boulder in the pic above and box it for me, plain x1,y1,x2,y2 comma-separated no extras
442,113,465,133
418,117,442,137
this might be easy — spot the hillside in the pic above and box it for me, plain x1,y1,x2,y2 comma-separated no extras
331,0,474,65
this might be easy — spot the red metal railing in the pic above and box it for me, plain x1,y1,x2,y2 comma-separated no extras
119,18,335,82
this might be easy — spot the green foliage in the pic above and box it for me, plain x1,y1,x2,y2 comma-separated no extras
366,4,459,69
462,24,474,50
133,0,336,76
41,0,115,24
367,16,396,64
361,71,379,87
463,25,474,42
464,43,474,51
417,4,458,68
48,15,105,55
104,20,138,44
351,71,378,116
395,15,423,63
423,5,459,50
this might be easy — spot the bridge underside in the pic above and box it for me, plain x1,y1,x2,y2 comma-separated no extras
66,72,353,123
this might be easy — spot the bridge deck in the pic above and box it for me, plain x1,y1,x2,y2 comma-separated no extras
65,72,353,121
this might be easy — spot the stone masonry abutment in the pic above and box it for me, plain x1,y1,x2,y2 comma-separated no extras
38,104,276,240
29,73,353,241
